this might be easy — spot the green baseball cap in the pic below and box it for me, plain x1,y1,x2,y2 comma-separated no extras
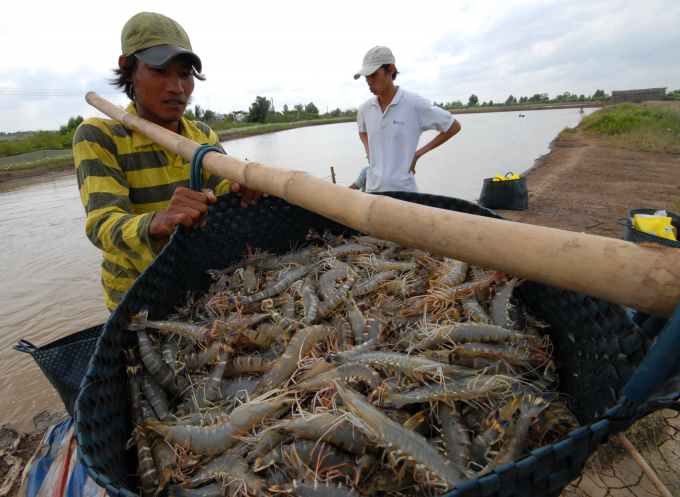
121,12,202,73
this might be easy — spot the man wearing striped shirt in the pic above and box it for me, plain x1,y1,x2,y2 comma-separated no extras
74,12,263,310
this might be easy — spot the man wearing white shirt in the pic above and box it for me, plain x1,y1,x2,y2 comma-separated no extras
354,46,461,193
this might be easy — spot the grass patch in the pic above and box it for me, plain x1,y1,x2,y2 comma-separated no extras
557,126,578,140
625,411,667,453
2,155,74,172
583,102,680,153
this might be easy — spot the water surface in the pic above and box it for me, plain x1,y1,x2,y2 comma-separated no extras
222,108,598,199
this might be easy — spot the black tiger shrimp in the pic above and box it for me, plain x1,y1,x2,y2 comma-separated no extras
124,233,578,496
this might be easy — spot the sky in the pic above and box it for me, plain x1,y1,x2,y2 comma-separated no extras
1,0,678,132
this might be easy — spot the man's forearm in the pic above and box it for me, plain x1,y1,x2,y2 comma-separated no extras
359,132,370,163
416,119,461,158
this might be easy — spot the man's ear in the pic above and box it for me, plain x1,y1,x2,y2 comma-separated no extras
118,55,132,82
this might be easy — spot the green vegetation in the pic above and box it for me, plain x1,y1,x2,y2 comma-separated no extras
665,89,680,101
583,101,680,153
0,115,83,158
434,89,611,110
2,154,73,172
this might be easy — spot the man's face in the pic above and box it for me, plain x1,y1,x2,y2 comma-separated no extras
127,54,195,130
365,66,393,96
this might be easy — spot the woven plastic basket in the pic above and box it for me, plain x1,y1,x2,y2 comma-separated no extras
616,207,680,249
74,192,680,497
13,324,104,417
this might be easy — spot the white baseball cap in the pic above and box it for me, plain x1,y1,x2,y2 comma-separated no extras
354,46,395,80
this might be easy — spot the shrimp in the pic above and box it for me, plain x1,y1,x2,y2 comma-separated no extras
364,308,384,342
315,273,358,320
184,341,220,372
354,255,416,272
323,243,379,258
254,324,333,394
343,293,365,345
462,296,492,324
269,412,376,455
342,351,477,382
354,236,398,249
412,323,533,349
255,247,321,270
319,269,349,301
136,329,188,395
269,480,360,497
141,370,171,421
490,277,524,330
438,403,471,469
133,428,158,497
243,265,260,294
224,356,273,377
332,379,467,489
254,441,355,478
215,376,259,402
300,279,319,326
185,452,266,494
351,270,397,297
334,315,354,352
292,362,382,393
433,260,469,288
262,299,301,333
379,375,515,407
239,327,275,349
240,264,317,306
490,390,554,468
161,336,183,376
128,305,207,342
449,342,549,368
204,342,231,402
148,395,295,455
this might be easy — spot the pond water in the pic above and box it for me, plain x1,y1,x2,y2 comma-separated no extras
0,108,596,431
221,108,598,200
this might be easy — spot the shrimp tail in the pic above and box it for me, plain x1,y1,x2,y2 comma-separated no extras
127,304,149,331
146,420,170,438
520,388,554,417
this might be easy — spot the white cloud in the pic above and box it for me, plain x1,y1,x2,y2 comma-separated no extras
0,0,678,131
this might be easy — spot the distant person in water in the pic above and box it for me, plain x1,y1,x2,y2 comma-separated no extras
352,46,461,193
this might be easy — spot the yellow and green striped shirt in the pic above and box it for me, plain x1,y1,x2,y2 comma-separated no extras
74,102,231,310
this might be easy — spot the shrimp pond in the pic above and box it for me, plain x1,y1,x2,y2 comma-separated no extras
0,107,596,431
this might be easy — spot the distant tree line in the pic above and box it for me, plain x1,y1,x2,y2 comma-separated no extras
183,96,358,128
433,90,613,109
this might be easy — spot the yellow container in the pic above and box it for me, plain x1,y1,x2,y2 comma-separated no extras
633,215,677,241
493,173,521,182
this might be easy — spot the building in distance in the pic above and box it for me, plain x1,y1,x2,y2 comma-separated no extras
612,88,666,103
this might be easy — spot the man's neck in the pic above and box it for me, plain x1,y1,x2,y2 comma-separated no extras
378,83,398,111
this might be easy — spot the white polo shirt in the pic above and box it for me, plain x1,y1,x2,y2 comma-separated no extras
357,87,455,193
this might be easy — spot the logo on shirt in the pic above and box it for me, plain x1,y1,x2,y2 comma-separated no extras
393,120,405,125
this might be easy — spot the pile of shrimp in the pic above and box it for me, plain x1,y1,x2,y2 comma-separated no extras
124,232,579,497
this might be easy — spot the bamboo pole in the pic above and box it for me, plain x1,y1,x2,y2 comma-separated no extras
86,92,680,318
616,433,672,497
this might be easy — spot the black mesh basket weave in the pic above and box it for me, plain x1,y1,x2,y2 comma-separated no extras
14,323,105,417
616,207,680,249
74,191,680,497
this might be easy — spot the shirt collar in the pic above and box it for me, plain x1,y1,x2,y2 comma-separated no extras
126,102,210,149
370,86,404,109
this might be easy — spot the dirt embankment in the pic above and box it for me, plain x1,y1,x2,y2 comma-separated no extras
495,126,680,237
0,410,68,496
